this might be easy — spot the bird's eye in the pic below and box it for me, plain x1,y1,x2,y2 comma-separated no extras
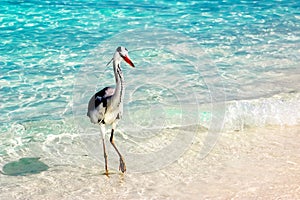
125,48,128,52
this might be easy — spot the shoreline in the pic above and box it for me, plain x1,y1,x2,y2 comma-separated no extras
0,124,299,199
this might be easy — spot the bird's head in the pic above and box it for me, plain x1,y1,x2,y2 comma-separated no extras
107,46,135,68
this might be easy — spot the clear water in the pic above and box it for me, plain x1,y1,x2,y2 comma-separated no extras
1,0,300,199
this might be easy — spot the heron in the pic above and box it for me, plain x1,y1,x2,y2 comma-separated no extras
87,46,135,175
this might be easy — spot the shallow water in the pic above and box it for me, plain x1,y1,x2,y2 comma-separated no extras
1,0,300,199
0,124,299,199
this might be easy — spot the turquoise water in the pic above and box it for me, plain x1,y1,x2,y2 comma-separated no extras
1,0,300,198
1,0,299,125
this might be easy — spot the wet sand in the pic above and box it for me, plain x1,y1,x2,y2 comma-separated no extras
0,125,299,199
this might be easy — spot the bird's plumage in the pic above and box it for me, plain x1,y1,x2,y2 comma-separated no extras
87,86,116,124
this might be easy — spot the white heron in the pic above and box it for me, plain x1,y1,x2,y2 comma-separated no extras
87,46,135,175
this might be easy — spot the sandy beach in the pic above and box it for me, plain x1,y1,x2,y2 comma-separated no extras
1,124,299,199
1,0,300,199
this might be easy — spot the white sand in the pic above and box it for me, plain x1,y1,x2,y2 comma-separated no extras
0,125,299,199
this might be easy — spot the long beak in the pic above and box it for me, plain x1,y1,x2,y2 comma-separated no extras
121,55,135,68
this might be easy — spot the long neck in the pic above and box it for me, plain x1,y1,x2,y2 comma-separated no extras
111,60,124,106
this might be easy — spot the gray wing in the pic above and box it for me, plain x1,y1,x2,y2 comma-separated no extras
87,87,115,123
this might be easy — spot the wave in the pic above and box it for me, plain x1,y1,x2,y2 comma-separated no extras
222,91,300,131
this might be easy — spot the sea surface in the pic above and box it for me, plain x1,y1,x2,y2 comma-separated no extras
1,0,300,199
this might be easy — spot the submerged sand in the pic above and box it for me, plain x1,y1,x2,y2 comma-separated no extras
0,125,299,199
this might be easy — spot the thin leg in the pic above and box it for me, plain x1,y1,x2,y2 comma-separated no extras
102,138,108,175
100,124,109,176
110,128,126,173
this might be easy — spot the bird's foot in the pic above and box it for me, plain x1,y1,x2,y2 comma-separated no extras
119,157,126,173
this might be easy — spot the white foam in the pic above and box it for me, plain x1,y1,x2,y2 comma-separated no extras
223,92,300,131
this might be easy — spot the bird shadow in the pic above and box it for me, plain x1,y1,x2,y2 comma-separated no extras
1,157,49,176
